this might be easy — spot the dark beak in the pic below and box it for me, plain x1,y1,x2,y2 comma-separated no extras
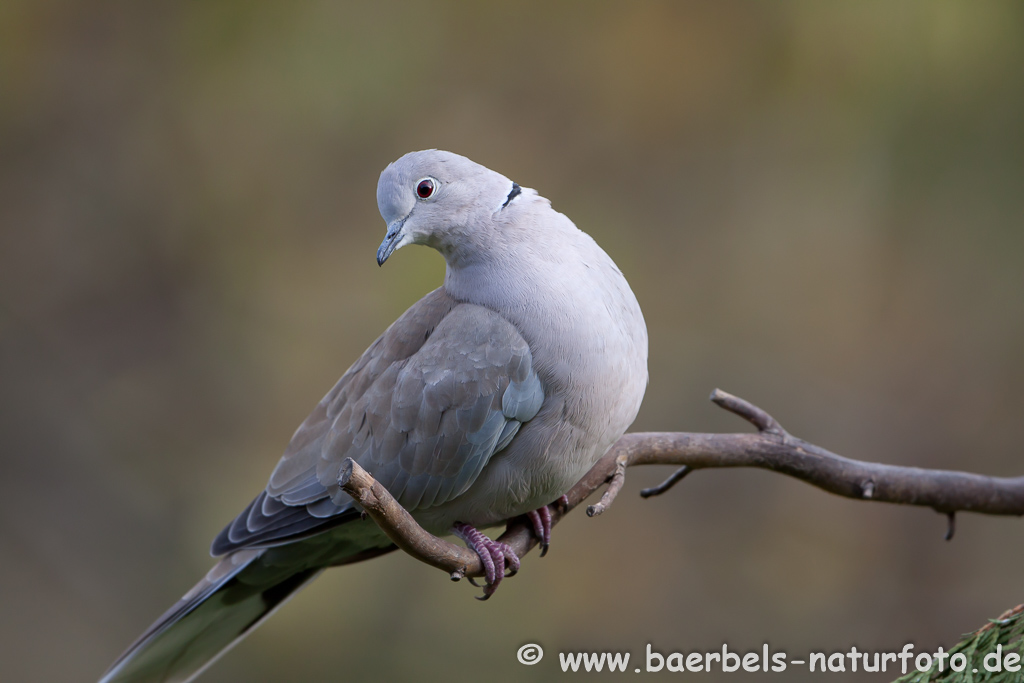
376,218,406,266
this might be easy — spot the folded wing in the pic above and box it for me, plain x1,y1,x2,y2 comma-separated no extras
212,289,544,555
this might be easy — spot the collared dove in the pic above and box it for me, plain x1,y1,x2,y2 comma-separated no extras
99,150,648,683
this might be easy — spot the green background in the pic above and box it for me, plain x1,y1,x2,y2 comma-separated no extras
1,2,1022,681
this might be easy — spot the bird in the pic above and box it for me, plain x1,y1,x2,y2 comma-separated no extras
98,149,648,682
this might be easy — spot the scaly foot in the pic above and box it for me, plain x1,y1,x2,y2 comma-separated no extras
526,495,569,557
452,522,520,600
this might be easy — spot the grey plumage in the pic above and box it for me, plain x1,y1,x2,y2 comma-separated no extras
99,150,648,683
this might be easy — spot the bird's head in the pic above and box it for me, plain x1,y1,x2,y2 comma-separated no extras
375,150,520,266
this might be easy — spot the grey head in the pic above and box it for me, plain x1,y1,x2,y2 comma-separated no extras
376,150,521,266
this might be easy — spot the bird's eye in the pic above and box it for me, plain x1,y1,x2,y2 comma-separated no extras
416,178,436,200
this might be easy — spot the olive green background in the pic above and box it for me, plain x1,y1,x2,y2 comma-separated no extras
1,2,1022,681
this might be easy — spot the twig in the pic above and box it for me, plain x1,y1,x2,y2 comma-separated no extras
337,459,482,577
338,389,1024,585
640,465,692,498
710,389,785,435
586,453,629,517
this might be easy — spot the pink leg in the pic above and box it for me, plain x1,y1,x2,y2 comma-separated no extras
452,522,520,600
526,495,569,557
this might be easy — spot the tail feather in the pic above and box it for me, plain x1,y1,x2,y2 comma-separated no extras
99,552,321,683
100,517,396,682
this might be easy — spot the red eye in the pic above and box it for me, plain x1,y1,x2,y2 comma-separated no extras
416,178,435,199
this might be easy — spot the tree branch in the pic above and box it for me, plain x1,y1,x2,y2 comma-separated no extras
338,389,1024,586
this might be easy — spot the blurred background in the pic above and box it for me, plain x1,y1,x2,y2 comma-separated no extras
2,1,1023,681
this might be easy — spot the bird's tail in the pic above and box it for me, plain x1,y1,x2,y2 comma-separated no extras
99,506,396,682
98,549,322,683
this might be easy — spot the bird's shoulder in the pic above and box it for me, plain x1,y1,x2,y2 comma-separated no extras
324,287,460,410
271,288,542,508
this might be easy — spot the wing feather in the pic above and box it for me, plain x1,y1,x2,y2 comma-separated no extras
212,288,544,556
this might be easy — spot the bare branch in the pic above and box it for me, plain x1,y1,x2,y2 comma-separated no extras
337,458,482,578
709,388,785,435
639,465,692,498
585,453,629,517
338,390,1024,585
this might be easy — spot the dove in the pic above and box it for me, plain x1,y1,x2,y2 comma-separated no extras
99,149,648,682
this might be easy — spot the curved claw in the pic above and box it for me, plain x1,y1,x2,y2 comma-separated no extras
527,509,550,556
527,496,567,557
452,522,521,599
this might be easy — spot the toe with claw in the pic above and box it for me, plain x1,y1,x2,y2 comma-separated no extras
526,495,569,557
452,522,520,600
